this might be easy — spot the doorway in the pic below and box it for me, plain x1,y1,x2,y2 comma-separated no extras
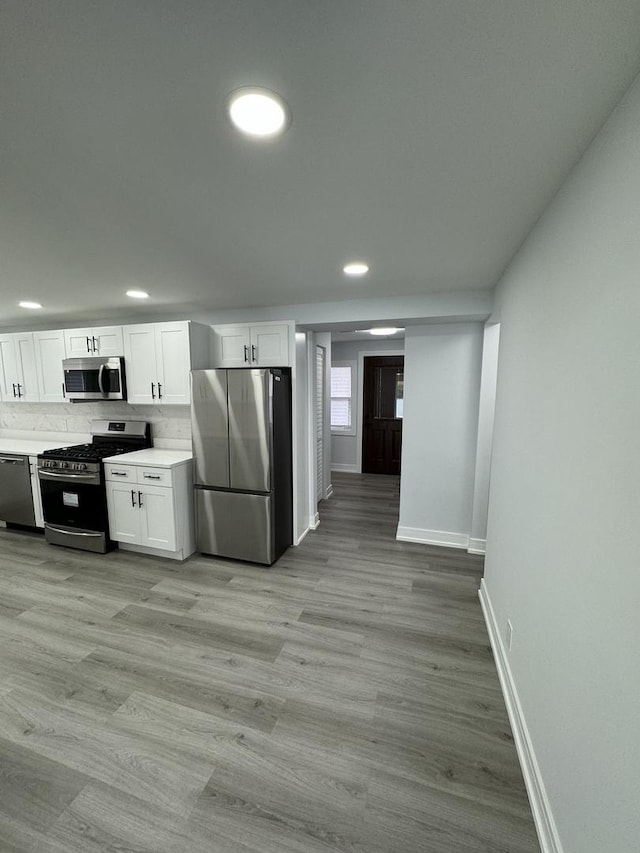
362,355,404,474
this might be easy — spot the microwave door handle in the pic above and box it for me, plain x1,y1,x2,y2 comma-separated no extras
97,363,107,396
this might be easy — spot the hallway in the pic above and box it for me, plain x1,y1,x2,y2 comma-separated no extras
0,473,538,852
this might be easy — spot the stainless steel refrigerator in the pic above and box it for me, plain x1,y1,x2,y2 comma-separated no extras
191,368,293,565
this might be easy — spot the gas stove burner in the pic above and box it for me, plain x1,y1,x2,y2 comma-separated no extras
39,420,152,466
40,444,134,462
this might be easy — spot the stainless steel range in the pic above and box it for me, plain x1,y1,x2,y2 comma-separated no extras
37,420,151,553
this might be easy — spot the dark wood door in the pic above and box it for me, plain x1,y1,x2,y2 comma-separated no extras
362,355,404,475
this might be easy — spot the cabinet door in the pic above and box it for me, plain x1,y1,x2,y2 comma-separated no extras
0,335,18,400
123,325,157,404
13,334,38,401
250,325,290,366
212,326,251,368
139,484,176,551
33,330,66,402
106,482,140,544
64,328,95,357
93,326,124,356
155,321,191,405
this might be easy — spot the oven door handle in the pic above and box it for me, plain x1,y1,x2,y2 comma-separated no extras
38,470,100,482
97,363,107,396
46,524,104,538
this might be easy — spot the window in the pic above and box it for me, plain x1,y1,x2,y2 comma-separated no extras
331,361,356,434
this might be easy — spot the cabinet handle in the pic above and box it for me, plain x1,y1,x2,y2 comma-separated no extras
92,336,99,353
138,491,143,507
131,489,136,507
144,474,161,480
12,383,17,398
16,383,22,398
157,383,162,399
113,471,127,477
86,336,92,353
244,345,249,363
61,382,65,398
251,344,257,363
151,382,156,399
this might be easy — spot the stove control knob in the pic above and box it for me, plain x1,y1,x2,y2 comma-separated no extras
60,461,68,469
76,463,87,471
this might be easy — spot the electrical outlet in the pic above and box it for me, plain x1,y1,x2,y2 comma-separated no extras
506,619,513,651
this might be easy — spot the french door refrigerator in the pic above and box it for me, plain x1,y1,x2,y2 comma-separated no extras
191,368,292,565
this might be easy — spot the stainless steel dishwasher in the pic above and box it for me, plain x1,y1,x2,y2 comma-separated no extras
0,454,36,526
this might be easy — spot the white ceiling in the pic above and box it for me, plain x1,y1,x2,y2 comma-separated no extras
2,1,640,328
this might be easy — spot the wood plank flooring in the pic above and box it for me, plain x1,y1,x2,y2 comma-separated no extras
0,473,540,852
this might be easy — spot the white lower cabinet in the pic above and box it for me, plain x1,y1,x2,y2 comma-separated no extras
28,456,44,528
105,459,194,560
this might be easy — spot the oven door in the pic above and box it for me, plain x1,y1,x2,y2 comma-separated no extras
63,357,126,401
39,468,111,552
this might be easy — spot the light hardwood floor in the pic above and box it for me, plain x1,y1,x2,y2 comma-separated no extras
0,473,540,852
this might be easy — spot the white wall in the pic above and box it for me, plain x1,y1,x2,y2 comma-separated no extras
331,338,405,472
184,290,493,330
397,323,483,548
468,322,500,553
293,332,313,543
483,75,640,853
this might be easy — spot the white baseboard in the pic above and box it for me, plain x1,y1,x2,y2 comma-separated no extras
479,580,563,853
294,526,310,546
310,512,320,530
324,483,334,499
468,537,486,555
396,525,469,550
331,463,360,473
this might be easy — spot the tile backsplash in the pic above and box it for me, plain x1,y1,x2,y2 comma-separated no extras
0,402,191,447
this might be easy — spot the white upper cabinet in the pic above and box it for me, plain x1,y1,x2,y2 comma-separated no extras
212,323,290,367
0,333,39,402
155,321,193,404
64,325,124,357
123,321,194,405
33,330,66,402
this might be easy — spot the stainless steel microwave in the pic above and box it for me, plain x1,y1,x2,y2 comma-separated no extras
63,356,127,402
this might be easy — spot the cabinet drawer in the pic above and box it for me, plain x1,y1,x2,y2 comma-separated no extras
105,465,136,482
137,466,171,487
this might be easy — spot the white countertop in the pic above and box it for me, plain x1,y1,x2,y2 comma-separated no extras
0,438,72,456
103,448,193,468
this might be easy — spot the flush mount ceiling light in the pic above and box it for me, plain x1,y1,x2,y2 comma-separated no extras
343,262,369,277
19,301,42,309
227,87,290,138
126,290,149,299
369,327,402,336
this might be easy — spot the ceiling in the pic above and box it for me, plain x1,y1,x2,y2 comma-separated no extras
2,1,640,328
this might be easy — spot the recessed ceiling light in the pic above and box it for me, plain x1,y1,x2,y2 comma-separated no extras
126,290,149,299
343,262,369,277
227,87,290,138
369,327,402,336
19,301,42,309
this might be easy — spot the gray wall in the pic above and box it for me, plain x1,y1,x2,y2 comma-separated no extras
484,76,640,851
397,323,483,547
